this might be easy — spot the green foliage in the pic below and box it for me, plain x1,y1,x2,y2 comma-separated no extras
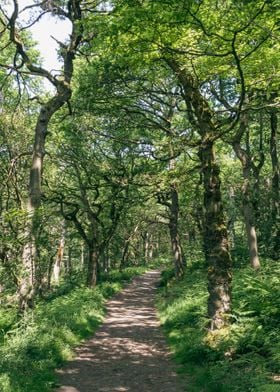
0,308,18,342
0,266,147,392
157,259,280,391
0,1,279,390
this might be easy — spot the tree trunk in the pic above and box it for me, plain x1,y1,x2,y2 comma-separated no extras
200,141,232,330
233,141,261,270
53,220,66,283
169,183,185,278
228,187,236,249
168,148,186,277
80,242,85,266
66,247,72,276
250,112,265,220
87,243,99,287
242,172,260,269
0,284,3,305
120,240,130,271
154,235,159,257
144,232,150,263
103,248,110,273
165,57,232,329
47,257,54,291
149,234,154,259
8,1,83,311
19,95,71,311
270,109,280,258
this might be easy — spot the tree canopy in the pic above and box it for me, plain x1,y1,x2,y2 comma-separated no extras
0,1,279,390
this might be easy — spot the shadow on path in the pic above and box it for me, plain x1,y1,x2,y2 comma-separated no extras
56,270,185,392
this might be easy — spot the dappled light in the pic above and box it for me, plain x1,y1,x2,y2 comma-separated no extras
0,1,279,391
57,271,184,392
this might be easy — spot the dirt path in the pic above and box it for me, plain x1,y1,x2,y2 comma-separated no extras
56,270,185,392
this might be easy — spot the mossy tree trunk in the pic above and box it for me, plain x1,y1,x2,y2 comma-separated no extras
166,57,232,329
270,108,280,258
200,141,232,329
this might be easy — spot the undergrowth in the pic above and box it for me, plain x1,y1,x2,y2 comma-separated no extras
0,265,147,392
157,259,280,391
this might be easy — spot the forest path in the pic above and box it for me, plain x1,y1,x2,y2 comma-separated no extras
56,270,185,392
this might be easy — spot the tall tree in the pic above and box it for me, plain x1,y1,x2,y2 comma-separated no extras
1,0,83,309
231,112,262,269
269,101,280,258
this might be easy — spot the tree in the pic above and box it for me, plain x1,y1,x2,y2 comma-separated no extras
1,0,83,309
269,101,280,258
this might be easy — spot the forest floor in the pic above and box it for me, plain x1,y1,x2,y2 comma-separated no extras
56,270,186,392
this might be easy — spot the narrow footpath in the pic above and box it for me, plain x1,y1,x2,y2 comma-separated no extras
56,270,185,392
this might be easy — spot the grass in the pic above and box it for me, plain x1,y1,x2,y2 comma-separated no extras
0,265,148,392
157,258,280,391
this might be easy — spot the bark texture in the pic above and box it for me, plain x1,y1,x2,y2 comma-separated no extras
169,183,185,278
87,246,99,287
8,1,83,310
232,122,261,270
270,109,280,258
166,57,232,329
200,141,232,329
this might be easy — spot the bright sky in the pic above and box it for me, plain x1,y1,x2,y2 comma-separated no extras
4,1,71,71
29,14,72,71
